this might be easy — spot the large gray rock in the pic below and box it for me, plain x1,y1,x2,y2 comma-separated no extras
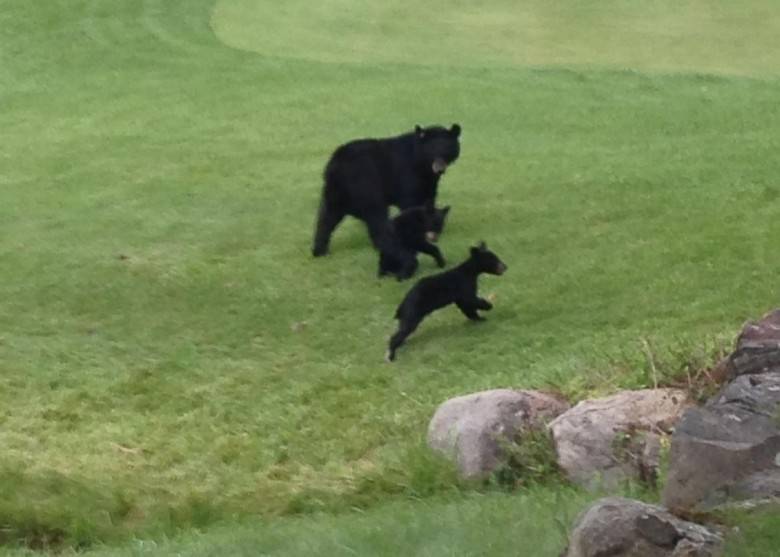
427,389,569,478
723,309,780,381
662,372,780,512
549,389,690,488
562,497,723,557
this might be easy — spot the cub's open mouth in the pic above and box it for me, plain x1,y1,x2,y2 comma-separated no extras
432,158,448,174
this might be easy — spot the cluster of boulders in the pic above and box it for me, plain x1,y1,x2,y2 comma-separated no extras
663,309,780,514
426,309,780,556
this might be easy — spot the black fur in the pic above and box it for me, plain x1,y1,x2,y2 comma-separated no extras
386,242,507,361
378,203,450,280
312,124,461,257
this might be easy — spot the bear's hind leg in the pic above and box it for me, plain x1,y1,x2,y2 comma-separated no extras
312,198,345,257
386,316,422,362
378,251,395,278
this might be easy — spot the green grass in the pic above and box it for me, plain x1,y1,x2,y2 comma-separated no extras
2,0,780,554
0,488,593,557
723,508,780,557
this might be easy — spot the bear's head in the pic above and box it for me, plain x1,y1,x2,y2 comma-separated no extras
423,202,450,242
469,241,507,275
413,124,461,175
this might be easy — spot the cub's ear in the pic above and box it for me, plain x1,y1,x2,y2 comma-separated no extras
414,124,425,138
450,123,461,137
470,241,486,256
441,205,451,215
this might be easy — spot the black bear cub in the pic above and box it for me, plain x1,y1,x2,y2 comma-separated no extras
386,242,507,361
378,203,450,280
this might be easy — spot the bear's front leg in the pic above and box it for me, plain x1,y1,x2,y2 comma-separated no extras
396,261,419,281
475,297,493,311
456,300,486,321
417,242,446,268
395,252,418,281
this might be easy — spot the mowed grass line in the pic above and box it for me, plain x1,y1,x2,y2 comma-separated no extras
213,0,780,76
2,0,780,553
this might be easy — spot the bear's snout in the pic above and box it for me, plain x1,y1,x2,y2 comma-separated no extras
432,158,448,174
496,262,507,275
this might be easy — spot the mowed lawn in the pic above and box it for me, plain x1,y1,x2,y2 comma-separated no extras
2,0,780,554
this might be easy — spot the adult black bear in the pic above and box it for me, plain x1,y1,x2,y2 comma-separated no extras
386,242,507,361
378,203,450,280
312,124,461,257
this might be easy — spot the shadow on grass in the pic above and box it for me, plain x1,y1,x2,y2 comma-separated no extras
0,466,227,552
0,467,131,551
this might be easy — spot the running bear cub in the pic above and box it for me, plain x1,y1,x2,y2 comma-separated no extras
378,203,450,281
386,242,507,361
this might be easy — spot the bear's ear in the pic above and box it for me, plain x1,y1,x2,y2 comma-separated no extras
478,240,487,251
441,205,451,215
450,123,461,138
415,125,425,138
